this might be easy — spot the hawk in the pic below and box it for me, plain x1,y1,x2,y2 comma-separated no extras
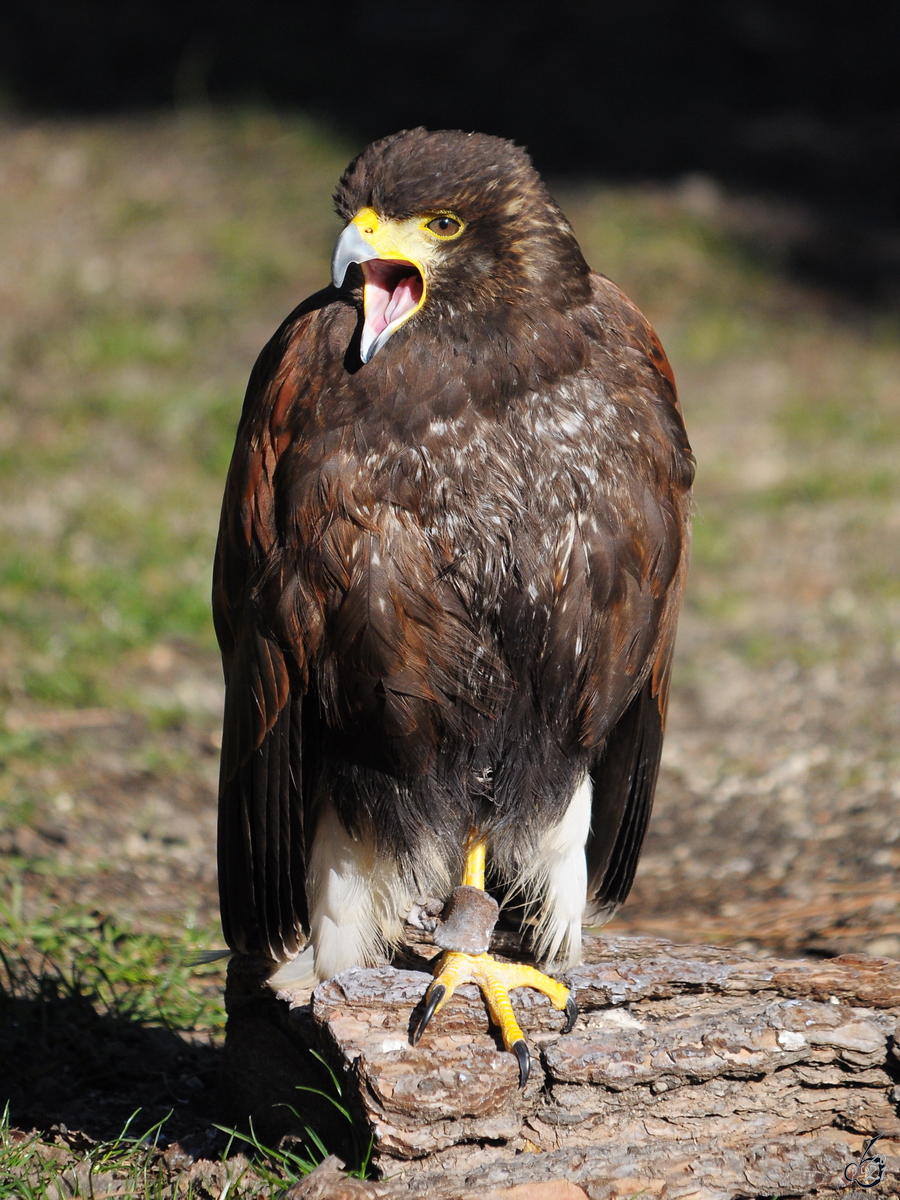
214,128,693,1083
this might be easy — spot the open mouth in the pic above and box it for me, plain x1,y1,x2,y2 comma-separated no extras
360,259,425,360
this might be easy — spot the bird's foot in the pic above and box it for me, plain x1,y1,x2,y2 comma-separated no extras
410,950,577,1087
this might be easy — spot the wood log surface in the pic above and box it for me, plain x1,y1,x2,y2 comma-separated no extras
219,934,900,1199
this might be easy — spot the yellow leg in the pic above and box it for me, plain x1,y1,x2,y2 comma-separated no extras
412,829,578,1086
461,830,487,888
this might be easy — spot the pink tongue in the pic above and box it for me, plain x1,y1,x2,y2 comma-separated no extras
364,264,422,338
384,275,420,326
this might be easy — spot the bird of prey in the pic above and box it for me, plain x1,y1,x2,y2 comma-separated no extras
214,128,693,1084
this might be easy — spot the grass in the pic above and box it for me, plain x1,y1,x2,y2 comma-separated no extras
0,1104,340,1199
0,888,226,1196
2,106,900,1192
0,875,225,1029
216,1050,375,1187
0,885,373,1195
0,1106,170,1200
0,111,349,715
0,1107,369,1200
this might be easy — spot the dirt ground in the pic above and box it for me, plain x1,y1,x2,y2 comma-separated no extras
1,112,899,1182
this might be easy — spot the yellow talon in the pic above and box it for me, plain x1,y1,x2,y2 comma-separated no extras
412,828,577,1087
413,949,576,1086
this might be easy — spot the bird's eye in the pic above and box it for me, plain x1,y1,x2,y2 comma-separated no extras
425,214,462,238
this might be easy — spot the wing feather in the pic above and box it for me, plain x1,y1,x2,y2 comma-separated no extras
214,290,334,960
571,274,691,924
584,631,672,923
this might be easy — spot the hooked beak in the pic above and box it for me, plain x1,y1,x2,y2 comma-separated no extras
332,208,426,363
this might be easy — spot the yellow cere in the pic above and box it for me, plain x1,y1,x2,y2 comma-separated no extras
351,206,381,237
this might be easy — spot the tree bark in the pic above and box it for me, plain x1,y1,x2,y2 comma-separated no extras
222,934,900,1198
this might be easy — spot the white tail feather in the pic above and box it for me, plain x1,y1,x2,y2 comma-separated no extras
518,774,591,967
306,803,412,981
267,944,317,990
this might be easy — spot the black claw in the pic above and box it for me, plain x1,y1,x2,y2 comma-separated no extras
562,994,578,1034
411,983,446,1045
513,1038,531,1088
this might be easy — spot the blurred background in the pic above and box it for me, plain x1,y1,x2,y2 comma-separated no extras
1,0,900,1162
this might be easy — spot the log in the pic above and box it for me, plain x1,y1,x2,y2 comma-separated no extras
220,935,900,1198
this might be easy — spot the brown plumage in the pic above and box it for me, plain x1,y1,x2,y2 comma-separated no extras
214,129,693,980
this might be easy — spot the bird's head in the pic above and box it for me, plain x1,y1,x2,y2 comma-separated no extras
331,128,591,364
